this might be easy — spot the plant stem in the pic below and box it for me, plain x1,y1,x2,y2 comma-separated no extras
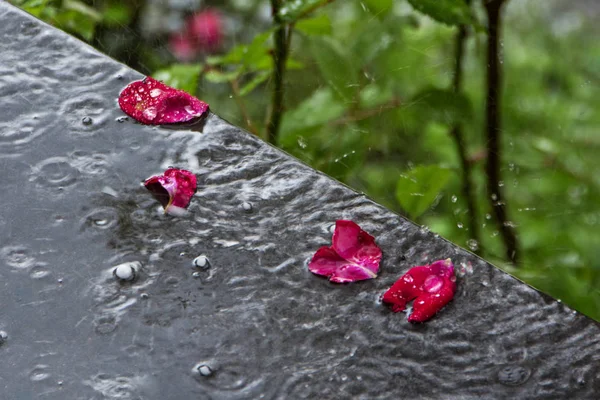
450,1,481,254
266,0,290,144
484,0,519,264
330,97,401,126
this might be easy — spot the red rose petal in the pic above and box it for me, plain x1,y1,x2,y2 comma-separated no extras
144,168,197,215
382,258,456,323
118,77,209,125
308,220,382,283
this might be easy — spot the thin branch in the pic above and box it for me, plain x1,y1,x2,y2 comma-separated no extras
229,79,257,135
266,0,290,144
329,97,402,126
450,0,482,254
295,0,336,21
484,0,519,264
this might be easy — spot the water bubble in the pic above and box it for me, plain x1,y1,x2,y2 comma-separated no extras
57,278,63,284
0,330,8,346
194,364,213,377
82,116,93,126
192,271,201,278
467,239,479,251
142,107,157,121
193,255,210,269
328,224,336,234
140,293,149,300
451,195,458,203
241,202,253,212
497,365,531,386
116,116,129,123
113,261,140,282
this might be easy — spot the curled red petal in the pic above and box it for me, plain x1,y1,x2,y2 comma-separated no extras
308,220,381,283
332,220,382,273
118,77,209,125
143,168,197,214
382,258,456,322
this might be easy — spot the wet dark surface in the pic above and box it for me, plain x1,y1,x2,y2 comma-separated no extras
1,3,600,399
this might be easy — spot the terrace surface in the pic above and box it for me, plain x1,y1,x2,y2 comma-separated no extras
1,3,599,399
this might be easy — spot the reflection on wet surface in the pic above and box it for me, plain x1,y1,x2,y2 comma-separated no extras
1,2,600,399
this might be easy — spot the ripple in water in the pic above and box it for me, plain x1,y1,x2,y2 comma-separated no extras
497,365,531,386
32,157,79,187
94,314,118,335
82,207,119,231
1,245,35,269
29,364,51,382
0,119,44,154
59,93,108,133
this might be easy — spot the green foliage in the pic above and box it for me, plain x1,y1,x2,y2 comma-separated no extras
411,88,473,126
278,0,334,23
12,0,101,41
153,64,202,94
396,165,453,218
295,14,332,36
362,0,394,19
407,0,476,26
310,37,359,103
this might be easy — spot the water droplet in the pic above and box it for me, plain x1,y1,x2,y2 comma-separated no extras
486,213,492,220
149,88,163,98
0,330,8,346
467,239,479,251
140,293,149,300
297,136,307,149
192,271,201,278
142,107,157,121
491,193,498,201
194,364,213,377
193,255,210,269
498,181,504,187
113,261,140,282
328,224,336,234
457,222,463,229
497,365,531,386
241,202,253,212
57,278,63,284
82,116,93,126
451,195,458,203
116,116,129,123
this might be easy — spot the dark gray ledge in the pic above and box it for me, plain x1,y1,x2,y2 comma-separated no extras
1,3,599,399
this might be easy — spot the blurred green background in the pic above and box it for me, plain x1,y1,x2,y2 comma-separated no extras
12,0,600,320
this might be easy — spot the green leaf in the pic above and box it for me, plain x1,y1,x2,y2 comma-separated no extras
359,83,394,109
239,71,271,96
362,0,394,19
203,68,243,84
310,37,359,103
64,0,101,21
295,14,332,36
407,0,474,26
206,31,272,72
153,64,202,94
279,0,333,23
101,1,133,27
279,87,347,145
395,165,452,218
411,88,472,126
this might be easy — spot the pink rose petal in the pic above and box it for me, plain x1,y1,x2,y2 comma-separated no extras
382,258,456,323
118,77,209,125
144,168,197,214
309,220,382,283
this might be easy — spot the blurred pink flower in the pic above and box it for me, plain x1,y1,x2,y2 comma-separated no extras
169,9,223,61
